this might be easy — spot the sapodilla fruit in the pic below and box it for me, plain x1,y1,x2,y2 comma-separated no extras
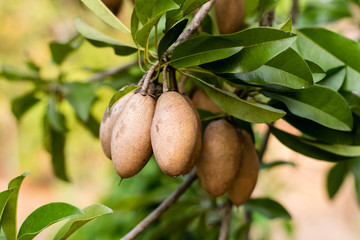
111,93,155,178
191,88,221,113
228,129,259,206
214,0,245,34
196,119,241,197
151,91,201,176
99,91,134,159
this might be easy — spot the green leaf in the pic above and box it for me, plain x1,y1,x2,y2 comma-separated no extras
233,48,313,90
341,91,360,117
49,36,83,65
130,8,139,44
279,16,292,32
296,28,360,91
80,0,130,33
269,126,349,161
44,118,69,182
46,96,68,133
1,65,40,82
245,198,291,219
158,19,188,60
318,66,346,91
54,204,112,240
134,0,179,46
260,161,296,170
263,85,353,131
305,60,326,83
2,172,30,240
0,189,15,221
170,35,243,68
74,18,137,56
327,161,349,199
184,71,286,123
284,113,356,145
11,91,40,121
63,82,96,122
302,141,360,157
17,203,83,240
107,85,139,112
78,114,100,138
203,28,297,73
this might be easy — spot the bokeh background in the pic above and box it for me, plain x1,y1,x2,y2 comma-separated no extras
1,0,360,239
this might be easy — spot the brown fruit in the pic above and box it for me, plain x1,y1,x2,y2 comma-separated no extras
151,91,201,176
99,91,134,159
228,129,259,206
191,88,221,113
214,0,245,34
111,93,155,178
196,119,241,197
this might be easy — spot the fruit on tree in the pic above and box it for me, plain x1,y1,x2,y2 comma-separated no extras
111,93,155,178
196,119,241,197
191,88,221,113
151,91,201,176
99,91,134,159
214,0,245,34
228,129,259,205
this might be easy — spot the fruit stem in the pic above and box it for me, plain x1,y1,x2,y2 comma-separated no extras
141,62,159,95
162,64,169,93
169,66,178,92
218,200,233,240
120,170,198,240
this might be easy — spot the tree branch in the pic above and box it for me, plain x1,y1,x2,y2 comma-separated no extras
260,9,275,27
244,125,271,240
120,170,198,240
291,0,299,24
218,200,233,240
167,0,216,54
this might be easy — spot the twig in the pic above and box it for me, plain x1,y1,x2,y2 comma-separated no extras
219,200,233,240
260,9,275,27
162,64,169,93
168,66,178,92
291,0,299,24
141,62,159,95
166,0,216,54
244,126,271,240
178,74,187,94
121,170,198,240
88,62,137,82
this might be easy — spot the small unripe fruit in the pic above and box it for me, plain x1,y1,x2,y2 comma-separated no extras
214,0,245,34
228,129,259,206
100,91,134,159
111,93,155,178
151,91,201,176
191,88,221,113
196,119,241,197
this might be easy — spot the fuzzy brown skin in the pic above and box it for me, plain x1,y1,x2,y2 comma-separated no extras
111,93,155,178
191,88,221,113
214,0,245,34
99,91,134,159
151,92,200,177
196,119,241,197
228,129,259,206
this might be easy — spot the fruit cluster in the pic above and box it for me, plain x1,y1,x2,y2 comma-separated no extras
100,81,259,205
100,86,201,178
